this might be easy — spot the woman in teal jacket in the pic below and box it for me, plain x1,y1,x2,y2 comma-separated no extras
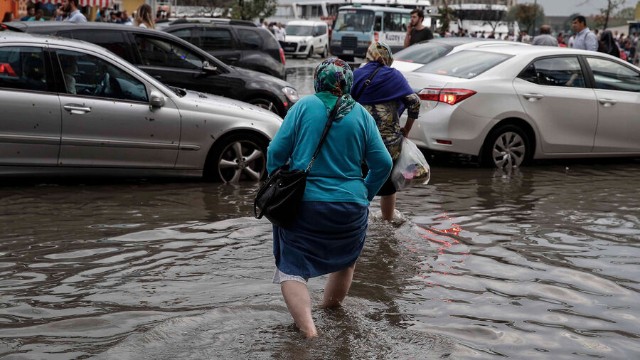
267,57,392,338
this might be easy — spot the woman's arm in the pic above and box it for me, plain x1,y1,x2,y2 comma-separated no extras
400,93,420,137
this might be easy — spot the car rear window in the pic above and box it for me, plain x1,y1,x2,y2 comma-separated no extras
414,50,512,79
393,42,454,64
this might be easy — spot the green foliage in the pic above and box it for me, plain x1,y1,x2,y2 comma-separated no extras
509,3,545,35
231,0,276,21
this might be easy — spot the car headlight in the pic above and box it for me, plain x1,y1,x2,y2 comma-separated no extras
299,40,307,45
282,86,299,104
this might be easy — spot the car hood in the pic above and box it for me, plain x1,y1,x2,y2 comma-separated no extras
178,88,283,122
285,35,312,42
229,66,291,88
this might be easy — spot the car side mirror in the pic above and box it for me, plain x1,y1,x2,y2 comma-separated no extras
149,90,165,108
203,61,218,72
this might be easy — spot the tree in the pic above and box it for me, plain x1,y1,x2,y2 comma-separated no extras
600,0,626,29
437,0,455,35
615,6,635,20
231,0,276,21
509,3,545,35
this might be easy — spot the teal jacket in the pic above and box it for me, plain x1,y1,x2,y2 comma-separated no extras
267,94,392,205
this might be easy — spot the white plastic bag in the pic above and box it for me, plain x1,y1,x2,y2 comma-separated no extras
391,138,430,190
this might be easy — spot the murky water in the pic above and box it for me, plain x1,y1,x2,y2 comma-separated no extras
1,60,640,359
1,160,639,359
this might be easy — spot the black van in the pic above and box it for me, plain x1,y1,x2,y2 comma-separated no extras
1,22,298,117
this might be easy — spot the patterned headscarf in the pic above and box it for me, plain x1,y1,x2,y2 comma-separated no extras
365,41,393,67
313,57,356,121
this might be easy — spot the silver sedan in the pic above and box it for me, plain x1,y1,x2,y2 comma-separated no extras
402,46,640,167
0,32,282,182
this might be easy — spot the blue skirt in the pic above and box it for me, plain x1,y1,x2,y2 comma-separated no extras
273,201,369,279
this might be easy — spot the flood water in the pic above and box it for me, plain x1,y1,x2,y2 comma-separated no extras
1,59,640,359
1,160,639,359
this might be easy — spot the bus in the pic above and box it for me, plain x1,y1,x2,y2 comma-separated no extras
447,3,518,39
272,0,432,27
330,5,424,61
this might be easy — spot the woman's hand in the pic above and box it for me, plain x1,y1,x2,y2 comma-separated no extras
401,119,414,137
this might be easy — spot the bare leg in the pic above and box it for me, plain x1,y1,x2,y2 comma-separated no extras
281,280,318,338
321,264,356,308
380,193,396,221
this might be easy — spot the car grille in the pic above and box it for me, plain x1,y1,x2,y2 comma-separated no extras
282,41,298,52
342,36,357,49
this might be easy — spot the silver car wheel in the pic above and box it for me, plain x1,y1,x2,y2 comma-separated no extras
491,131,526,168
208,134,267,183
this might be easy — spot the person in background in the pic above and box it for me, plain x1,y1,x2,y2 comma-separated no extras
570,15,597,51
20,7,34,21
2,11,13,22
532,25,558,46
598,29,621,58
62,0,86,23
120,10,132,25
274,22,286,42
267,57,392,338
352,42,421,222
60,54,78,94
557,32,567,47
52,4,65,21
403,9,433,47
28,9,46,22
134,4,155,29
109,11,119,23
622,39,636,63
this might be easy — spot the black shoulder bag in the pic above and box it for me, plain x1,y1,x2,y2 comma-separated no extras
254,98,342,228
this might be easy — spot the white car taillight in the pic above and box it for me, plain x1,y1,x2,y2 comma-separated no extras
418,88,477,105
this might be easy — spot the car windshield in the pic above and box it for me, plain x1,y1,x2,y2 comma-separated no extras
394,42,454,64
333,9,375,32
415,50,512,79
286,25,313,36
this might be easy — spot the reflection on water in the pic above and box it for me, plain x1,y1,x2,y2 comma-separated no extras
1,161,639,359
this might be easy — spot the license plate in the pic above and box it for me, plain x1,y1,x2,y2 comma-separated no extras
285,47,295,51
343,50,354,55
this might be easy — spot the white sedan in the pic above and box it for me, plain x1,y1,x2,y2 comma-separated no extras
392,38,530,73
402,46,640,168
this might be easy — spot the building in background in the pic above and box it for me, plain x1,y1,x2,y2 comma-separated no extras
430,0,516,7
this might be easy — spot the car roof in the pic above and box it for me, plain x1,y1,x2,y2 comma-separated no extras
1,21,160,34
461,45,604,57
162,17,257,27
415,37,518,47
1,21,235,71
0,29,110,53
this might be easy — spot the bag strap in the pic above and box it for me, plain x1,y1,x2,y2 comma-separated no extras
352,66,382,101
305,96,342,172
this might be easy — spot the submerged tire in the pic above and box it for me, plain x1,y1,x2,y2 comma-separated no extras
481,124,531,168
204,133,268,183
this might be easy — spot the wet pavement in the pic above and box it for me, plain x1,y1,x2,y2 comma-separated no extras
0,58,639,359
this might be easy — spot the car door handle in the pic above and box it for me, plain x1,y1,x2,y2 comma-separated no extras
598,98,617,107
63,104,92,114
523,93,544,101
